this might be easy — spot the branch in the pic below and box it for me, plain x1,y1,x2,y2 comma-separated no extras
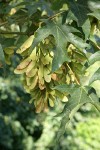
67,64,80,85
48,10,65,20
0,31,28,35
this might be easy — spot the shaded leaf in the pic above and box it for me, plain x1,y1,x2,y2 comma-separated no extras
62,10,77,24
31,21,88,71
53,84,79,94
67,0,90,26
89,51,100,65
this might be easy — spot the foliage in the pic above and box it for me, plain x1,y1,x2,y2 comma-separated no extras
0,0,100,140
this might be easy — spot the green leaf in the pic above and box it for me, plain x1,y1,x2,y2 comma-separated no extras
31,21,88,71
82,18,91,40
90,35,100,50
56,85,100,141
67,0,90,26
80,61,100,86
51,0,67,10
89,51,100,65
53,84,79,94
67,32,88,49
89,68,100,84
63,10,77,24
56,109,70,141
52,46,70,72
88,0,100,12
63,87,95,109
88,10,100,20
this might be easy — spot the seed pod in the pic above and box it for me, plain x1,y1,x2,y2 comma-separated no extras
51,73,58,81
38,63,44,85
43,101,49,112
14,67,27,74
16,57,32,70
26,77,31,86
29,75,38,90
66,74,70,84
71,74,75,82
55,68,63,74
26,67,38,77
26,61,36,73
38,64,44,77
20,50,28,57
55,90,64,99
49,90,55,96
29,48,37,61
31,89,41,100
49,94,55,107
24,85,30,93
62,96,68,102
17,35,34,54
39,82,45,90
35,98,44,113
43,67,51,83
41,54,52,65
35,100,43,113
49,98,54,107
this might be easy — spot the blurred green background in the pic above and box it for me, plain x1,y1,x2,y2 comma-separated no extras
0,57,100,150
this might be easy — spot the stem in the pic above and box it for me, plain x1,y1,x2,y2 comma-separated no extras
0,31,27,35
67,64,80,85
48,10,65,20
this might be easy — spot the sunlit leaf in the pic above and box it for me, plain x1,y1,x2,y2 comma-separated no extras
56,85,100,141
89,51,100,65
89,68,100,84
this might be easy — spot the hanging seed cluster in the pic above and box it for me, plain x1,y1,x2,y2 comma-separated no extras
14,35,85,112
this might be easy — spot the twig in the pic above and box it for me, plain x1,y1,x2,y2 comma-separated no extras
67,64,80,85
0,31,27,35
48,10,65,20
